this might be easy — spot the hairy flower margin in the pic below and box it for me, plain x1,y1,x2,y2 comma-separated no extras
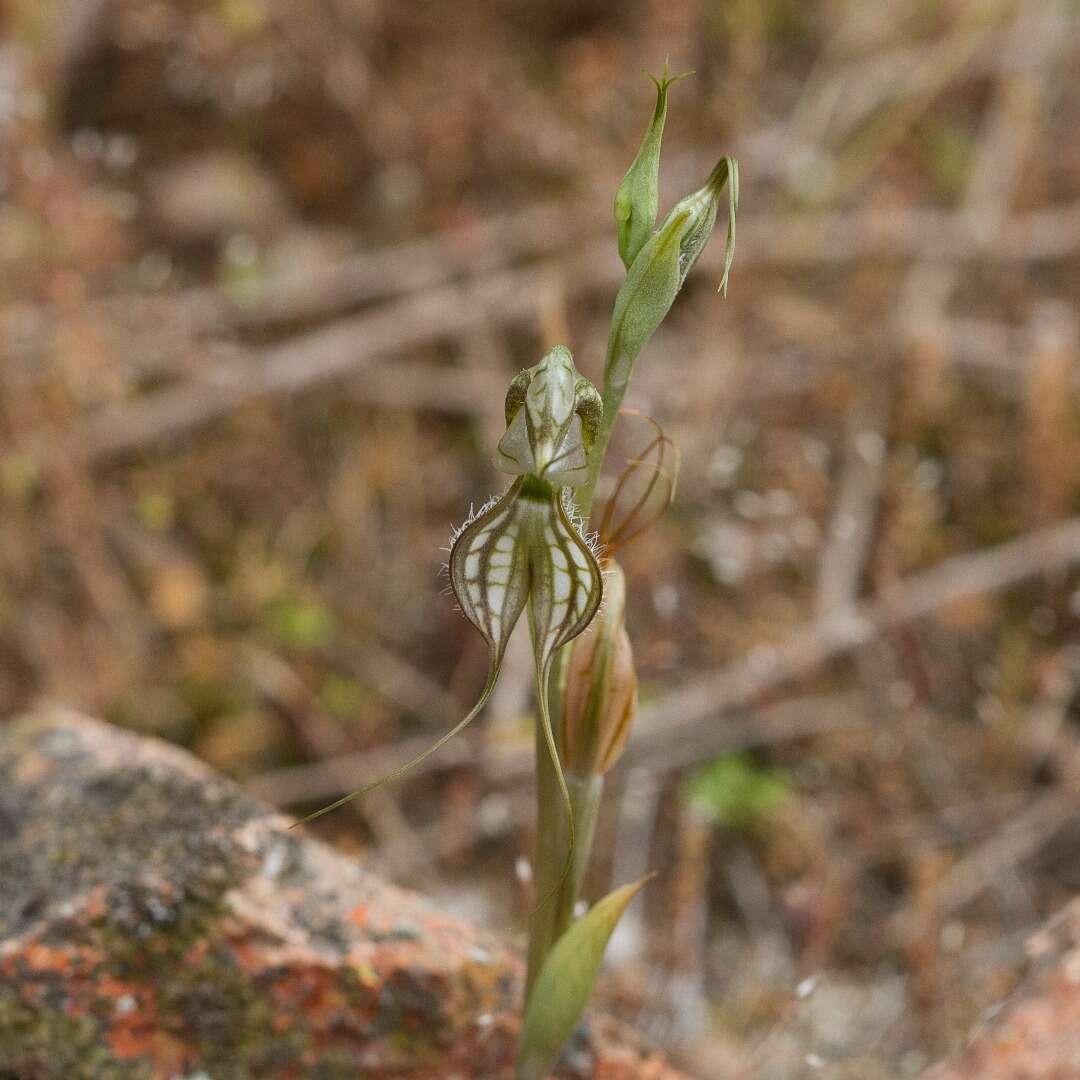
294,348,607,896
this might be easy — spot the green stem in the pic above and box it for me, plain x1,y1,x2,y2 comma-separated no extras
525,357,625,998
525,710,567,998
526,337,627,996
575,340,629,526
525,751,605,1001
551,771,604,940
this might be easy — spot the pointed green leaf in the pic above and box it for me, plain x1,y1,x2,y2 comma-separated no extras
516,875,653,1080
614,64,690,270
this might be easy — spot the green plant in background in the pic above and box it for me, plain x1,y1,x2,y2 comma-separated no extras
683,753,791,832
295,69,738,1078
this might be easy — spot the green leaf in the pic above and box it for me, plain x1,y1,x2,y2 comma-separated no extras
516,875,653,1080
613,63,690,270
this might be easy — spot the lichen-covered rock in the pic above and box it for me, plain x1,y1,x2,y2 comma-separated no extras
0,708,683,1080
922,898,1080,1080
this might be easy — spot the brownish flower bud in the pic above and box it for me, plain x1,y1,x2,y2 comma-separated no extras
561,561,638,776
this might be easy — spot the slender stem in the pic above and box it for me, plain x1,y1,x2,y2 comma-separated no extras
551,771,604,939
574,338,627,526
525,760,603,1000
525,711,567,998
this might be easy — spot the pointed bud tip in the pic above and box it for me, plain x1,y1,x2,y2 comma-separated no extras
647,64,694,93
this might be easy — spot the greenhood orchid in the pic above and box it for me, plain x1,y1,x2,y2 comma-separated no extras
296,346,605,887
288,66,739,1079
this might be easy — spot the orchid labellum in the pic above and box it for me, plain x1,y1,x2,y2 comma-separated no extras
297,346,604,887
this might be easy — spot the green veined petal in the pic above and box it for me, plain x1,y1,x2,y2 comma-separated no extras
291,480,533,829
525,491,603,670
450,478,531,660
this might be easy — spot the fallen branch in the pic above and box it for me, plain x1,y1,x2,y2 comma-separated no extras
816,388,890,616
931,790,1077,916
45,256,599,464
22,194,1076,469
640,516,1080,765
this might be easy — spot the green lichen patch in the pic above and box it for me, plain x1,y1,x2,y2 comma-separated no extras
0,988,151,1080
0,714,261,944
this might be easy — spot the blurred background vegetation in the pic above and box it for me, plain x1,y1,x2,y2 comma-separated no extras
1,0,1078,1075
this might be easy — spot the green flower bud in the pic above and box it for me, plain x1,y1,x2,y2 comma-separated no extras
674,155,739,293
605,155,738,391
613,63,690,270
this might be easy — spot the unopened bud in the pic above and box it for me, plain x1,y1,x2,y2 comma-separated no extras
614,64,690,270
606,155,738,390
670,155,739,294
562,561,637,776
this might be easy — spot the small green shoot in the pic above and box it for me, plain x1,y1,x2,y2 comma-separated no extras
683,753,791,831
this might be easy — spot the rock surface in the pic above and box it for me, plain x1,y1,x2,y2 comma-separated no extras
0,709,683,1080
922,898,1080,1080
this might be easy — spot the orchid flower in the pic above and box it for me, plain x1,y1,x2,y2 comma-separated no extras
283,63,741,1080
297,346,604,889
